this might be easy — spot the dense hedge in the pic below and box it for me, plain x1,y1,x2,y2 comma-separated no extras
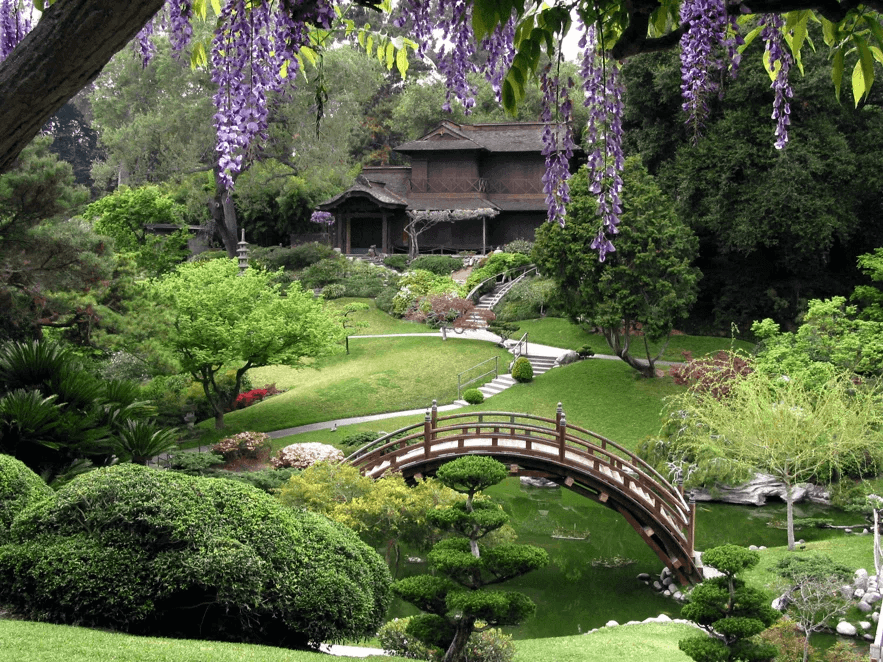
0,464,391,649
409,255,463,276
0,455,51,541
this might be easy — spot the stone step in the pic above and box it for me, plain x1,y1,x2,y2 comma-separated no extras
514,354,557,375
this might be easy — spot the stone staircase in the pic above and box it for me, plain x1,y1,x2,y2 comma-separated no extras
517,353,557,376
469,282,516,328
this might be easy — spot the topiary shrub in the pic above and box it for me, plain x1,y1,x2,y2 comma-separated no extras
299,256,348,289
409,255,463,276
511,357,534,383
212,431,272,463
0,454,52,541
0,464,391,648
383,255,408,271
219,467,301,493
463,388,485,404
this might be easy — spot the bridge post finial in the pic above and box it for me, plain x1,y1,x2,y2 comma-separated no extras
423,410,432,457
431,399,438,430
558,413,567,462
687,494,697,557
556,402,563,425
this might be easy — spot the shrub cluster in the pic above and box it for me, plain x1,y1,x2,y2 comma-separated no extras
271,442,344,469
409,255,463,276
0,464,392,647
340,430,382,447
322,283,347,299
299,255,395,298
493,276,561,321
0,455,51,541
392,270,462,316
166,451,225,475
511,357,534,382
377,616,515,662
502,238,533,255
212,431,272,462
252,243,336,271
463,388,485,404
464,252,532,292
233,383,282,410
383,255,409,271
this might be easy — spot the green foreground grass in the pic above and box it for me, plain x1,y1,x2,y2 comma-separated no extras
511,317,755,360
328,298,436,335
0,619,696,662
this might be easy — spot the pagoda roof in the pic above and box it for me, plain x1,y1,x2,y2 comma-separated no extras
395,121,562,155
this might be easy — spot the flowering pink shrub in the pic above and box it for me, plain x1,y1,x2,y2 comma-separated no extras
271,443,344,469
213,431,272,462
233,384,283,410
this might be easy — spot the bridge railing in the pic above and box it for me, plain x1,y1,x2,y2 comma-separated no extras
344,404,691,530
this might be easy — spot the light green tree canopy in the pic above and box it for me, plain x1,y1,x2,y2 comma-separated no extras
150,258,345,428
84,185,189,276
664,370,883,550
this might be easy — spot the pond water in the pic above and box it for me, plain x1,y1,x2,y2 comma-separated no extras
387,478,870,644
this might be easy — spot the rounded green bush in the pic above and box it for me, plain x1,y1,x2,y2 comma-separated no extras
463,388,485,404
409,255,463,276
383,255,408,272
510,357,534,383
0,454,52,541
0,464,391,648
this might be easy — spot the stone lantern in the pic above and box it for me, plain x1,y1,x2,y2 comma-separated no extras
237,229,249,274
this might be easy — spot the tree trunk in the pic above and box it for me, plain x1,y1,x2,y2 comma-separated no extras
442,616,476,662
802,631,811,662
786,482,796,551
210,169,239,257
214,408,225,430
0,0,166,174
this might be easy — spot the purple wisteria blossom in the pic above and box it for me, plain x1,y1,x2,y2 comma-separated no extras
210,0,324,190
581,22,623,262
761,13,793,149
168,0,194,55
481,17,516,102
678,0,729,140
0,0,32,62
540,68,574,227
311,211,335,226
436,0,478,112
134,17,157,67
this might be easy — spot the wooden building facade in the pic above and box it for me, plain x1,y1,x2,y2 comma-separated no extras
315,121,572,255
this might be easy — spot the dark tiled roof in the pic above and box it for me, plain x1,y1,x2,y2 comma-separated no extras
396,121,568,154
316,176,408,210
406,197,500,212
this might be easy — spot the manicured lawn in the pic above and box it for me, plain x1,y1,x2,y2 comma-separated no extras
275,358,682,453
328,298,435,335
204,336,511,438
513,622,697,662
511,318,755,361
0,619,698,662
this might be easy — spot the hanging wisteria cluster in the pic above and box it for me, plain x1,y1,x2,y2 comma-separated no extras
0,0,801,260
310,211,335,225
580,22,624,262
760,13,793,149
0,0,31,61
540,68,575,227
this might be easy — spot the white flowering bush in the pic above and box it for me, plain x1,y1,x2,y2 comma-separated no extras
377,617,439,660
212,431,272,462
271,442,344,469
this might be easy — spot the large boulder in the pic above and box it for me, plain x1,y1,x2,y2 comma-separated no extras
0,464,391,648
691,473,830,506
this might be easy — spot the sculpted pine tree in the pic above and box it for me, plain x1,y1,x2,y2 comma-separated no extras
392,456,548,662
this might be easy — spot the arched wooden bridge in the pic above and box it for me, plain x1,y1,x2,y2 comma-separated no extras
345,402,702,586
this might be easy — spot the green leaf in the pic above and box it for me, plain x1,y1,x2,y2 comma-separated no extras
872,46,883,66
300,46,318,68
193,0,207,20
190,41,208,69
502,78,518,115
279,59,289,80
210,0,222,16
396,46,409,79
853,34,875,106
832,47,845,101
740,26,762,53
821,17,838,47
385,41,395,70
866,17,883,52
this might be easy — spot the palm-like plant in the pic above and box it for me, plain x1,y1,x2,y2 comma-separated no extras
111,419,180,465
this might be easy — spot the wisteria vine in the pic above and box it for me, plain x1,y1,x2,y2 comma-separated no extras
581,22,624,262
540,68,575,227
761,13,793,149
0,0,30,61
